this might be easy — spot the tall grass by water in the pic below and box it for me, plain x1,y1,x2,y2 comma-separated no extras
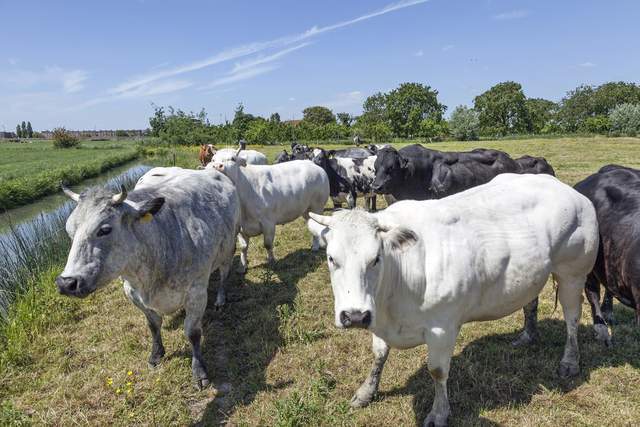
0,166,150,329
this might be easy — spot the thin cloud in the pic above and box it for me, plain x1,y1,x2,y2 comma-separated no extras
579,61,596,68
110,0,429,96
8,58,18,66
72,79,192,110
414,50,424,57
231,43,310,74
0,66,88,93
201,65,278,90
493,10,529,20
442,44,454,52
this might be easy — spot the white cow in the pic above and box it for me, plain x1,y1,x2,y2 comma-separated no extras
308,173,598,426
212,153,329,273
207,147,268,166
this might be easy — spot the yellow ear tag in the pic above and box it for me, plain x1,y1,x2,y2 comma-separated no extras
140,213,153,224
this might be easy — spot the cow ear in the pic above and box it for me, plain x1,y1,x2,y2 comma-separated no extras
237,157,247,167
135,197,165,223
378,226,417,252
400,157,410,169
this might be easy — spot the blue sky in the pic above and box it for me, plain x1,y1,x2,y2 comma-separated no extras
1,0,639,131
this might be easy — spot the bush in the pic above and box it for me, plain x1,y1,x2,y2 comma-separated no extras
583,115,610,134
609,103,640,136
51,127,79,148
449,106,480,141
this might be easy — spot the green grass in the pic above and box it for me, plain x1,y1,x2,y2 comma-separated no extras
2,136,640,425
0,139,139,209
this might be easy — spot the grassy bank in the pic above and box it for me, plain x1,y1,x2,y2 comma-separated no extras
1,137,640,425
0,140,139,210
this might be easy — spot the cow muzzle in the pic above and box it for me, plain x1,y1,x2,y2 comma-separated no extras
339,310,372,329
55,275,92,298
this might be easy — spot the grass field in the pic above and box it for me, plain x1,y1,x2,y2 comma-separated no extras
0,139,139,209
2,136,640,426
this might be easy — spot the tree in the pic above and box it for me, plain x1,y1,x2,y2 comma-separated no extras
270,112,281,123
360,92,388,126
609,103,640,136
558,82,640,131
302,106,336,126
26,121,33,138
525,98,556,134
21,121,27,138
149,105,167,137
232,103,257,139
336,112,353,127
16,124,22,138
473,81,530,136
418,119,449,142
385,83,447,137
448,105,480,141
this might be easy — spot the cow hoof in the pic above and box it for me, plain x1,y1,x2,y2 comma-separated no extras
511,330,537,347
350,393,373,408
423,411,449,427
194,377,210,391
593,324,612,348
214,301,225,311
558,361,580,379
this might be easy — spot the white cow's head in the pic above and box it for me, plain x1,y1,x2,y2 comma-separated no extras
211,147,246,182
309,209,417,330
56,185,164,298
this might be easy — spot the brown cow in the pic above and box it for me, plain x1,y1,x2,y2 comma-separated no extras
198,144,216,166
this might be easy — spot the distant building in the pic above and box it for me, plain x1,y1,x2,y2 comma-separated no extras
0,131,17,139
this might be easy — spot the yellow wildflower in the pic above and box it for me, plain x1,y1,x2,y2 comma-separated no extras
106,377,113,386
127,370,133,376
115,388,122,395
126,382,132,387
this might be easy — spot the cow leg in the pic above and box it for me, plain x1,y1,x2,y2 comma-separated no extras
512,298,539,346
423,326,458,427
262,223,276,265
237,231,250,274
123,281,165,367
584,273,611,347
304,212,322,251
601,289,615,325
332,197,342,210
214,258,232,309
185,285,209,390
346,191,357,209
556,274,583,378
351,334,389,408
370,195,377,212
631,285,640,327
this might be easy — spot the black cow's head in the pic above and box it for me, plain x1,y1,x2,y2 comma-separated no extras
372,148,407,194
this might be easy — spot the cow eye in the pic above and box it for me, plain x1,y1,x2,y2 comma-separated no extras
97,224,112,237
328,255,338,268
372,255,381,267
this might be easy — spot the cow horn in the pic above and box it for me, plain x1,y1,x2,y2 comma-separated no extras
308,212,334,227
61,184,80,202
112,185,128,205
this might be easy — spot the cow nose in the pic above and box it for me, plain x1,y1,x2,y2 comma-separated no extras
340,310,372,328
56,276,79,295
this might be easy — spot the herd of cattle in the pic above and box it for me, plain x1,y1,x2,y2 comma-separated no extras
55,141,640,425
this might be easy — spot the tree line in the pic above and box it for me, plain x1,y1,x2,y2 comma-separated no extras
148,80,640,145
14,121,33,138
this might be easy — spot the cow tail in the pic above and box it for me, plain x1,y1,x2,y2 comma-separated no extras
552,274,559,314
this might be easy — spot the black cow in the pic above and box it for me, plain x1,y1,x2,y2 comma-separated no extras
372,144,554,201
577,165,640,345
275,150,291,163
312,149,357,209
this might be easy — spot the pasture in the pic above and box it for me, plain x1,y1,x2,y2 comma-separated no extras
2,136,640,426
0,139,138,209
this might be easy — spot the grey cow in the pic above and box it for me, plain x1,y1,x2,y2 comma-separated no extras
56,167,240,388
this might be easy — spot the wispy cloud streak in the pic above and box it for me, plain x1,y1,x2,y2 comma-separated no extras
493,10,529,20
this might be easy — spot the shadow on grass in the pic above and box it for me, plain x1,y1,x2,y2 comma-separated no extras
379,315,640,426
194,248,325,425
